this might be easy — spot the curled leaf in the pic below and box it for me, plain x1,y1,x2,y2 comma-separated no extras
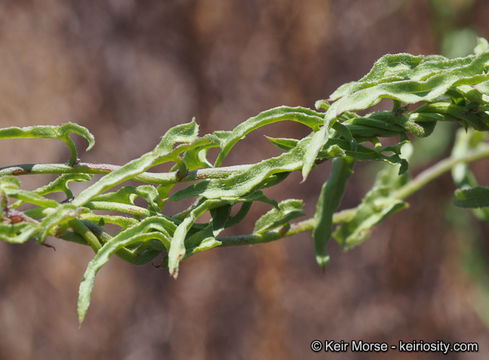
254,199,305,234
73,120,199,206
313,156,355,267
0,223,39,244
0,123,95,165
214,106,324,166
78,216,175,323
333,163,409,249
172,135,313,200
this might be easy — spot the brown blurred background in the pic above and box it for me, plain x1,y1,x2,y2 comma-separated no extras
1,0,489,359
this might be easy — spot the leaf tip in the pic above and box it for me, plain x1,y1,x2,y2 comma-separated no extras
301,164,312,183
85,139,95,152
77,300,87,325
315,255,330,269
170,266,179,279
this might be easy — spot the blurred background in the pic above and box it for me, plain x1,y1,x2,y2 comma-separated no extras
1,0,489,359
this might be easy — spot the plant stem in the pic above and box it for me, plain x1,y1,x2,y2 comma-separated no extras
4,145,489,250
218,144,489,246
0,162,252,184
219,207,357,246
393,145,489,200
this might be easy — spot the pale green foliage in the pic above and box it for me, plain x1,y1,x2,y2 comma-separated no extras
254,199,305,234
333,162,409,250
2,39,489,323
0,123,94,165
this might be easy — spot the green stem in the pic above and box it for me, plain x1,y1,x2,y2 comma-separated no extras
219,207,356,246
218,144,489,247
393,145,489,200
0,162,251,184
5,143,489,251
69,219,102,252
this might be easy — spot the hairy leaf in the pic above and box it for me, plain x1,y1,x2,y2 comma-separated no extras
168,199,229,278
0,176,21,190
6,190,60,209
313,156,354,267
254,199,305,234
34,173,93,199
303,50,489,180
214,106,324,166
0,123,95,165
92,185,160,212
73,120,199,206
0,222,39,244
172,135,312,200
77,216,175,322
333,164,409,249
39,204,85,242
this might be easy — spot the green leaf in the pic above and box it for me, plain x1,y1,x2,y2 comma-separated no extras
0,123,95,165
333,163,409,249
265,136,299,152
474,37,489,55
329,53,486,101
0,176,21,190
335,195,407,249
326,52,489,120
11,174,92,209
302,125,329,180
450,128,489,221
184,223,223,256
0,223,39,244
344,112,406,137
210,204,232,233
34,173,93,199
303,51,489,181
168,199,228,278
180,134,220,170
414,102,489,131
454,186,489,208
451,128,486,187
73,120,199,206
313,156,355,267
214,106,324,166
79,214,138,229
39,204,85,242
225,202,252,228
77,216,175,323
190,236,222,254
172,135,313,200
92,185,161,212
254,199,304,234
6,190,60,209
